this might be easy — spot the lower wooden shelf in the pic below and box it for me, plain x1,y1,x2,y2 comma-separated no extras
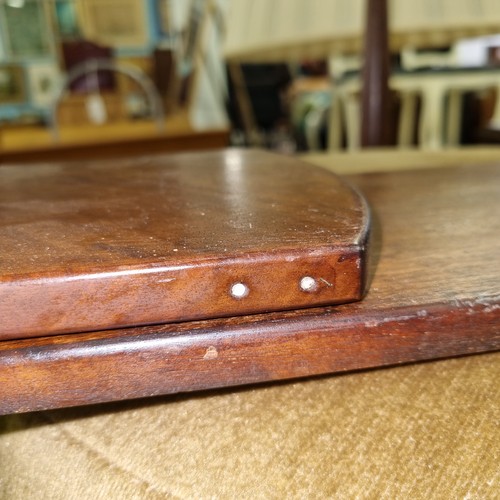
0,113,229,164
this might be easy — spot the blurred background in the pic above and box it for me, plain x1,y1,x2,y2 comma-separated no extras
2,0,500,159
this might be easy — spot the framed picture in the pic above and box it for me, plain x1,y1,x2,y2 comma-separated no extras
77,0,148,48
26,63,61,107
0,65,27,105
0,1,52,58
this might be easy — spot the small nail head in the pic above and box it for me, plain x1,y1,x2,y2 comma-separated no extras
230,282,249,299
300,276,317,292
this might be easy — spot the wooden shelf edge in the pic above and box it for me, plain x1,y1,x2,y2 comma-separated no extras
1,298,498,415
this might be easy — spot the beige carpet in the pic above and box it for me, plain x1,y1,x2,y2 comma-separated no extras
1,352,499,499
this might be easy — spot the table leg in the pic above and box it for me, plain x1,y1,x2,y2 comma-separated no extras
419,82,446,150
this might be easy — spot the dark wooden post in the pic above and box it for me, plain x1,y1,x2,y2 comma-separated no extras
361,0,391,147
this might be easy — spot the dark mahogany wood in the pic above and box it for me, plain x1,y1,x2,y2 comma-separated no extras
0,150,369,339
1,161,499,414
361,0,391,147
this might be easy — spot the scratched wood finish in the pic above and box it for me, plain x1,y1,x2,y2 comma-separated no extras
0,150,369,339
1,163,499,414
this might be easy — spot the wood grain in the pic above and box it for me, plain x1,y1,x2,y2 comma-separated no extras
0,150,369,338
0,161,498,414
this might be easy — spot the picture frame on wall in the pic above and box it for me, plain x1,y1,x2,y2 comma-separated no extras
77,0,149,48
0,65,27,105
26,63,61,108
0,1,53,59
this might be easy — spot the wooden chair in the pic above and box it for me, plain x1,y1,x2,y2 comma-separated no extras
359,0,390,146
225,0,500,150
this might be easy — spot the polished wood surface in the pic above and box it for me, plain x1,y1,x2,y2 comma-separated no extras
1,159,498,414
0,150,369,339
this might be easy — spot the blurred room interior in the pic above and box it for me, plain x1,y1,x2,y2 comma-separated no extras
2,0,500,163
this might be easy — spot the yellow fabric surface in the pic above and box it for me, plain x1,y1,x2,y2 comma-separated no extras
1,352,498,499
